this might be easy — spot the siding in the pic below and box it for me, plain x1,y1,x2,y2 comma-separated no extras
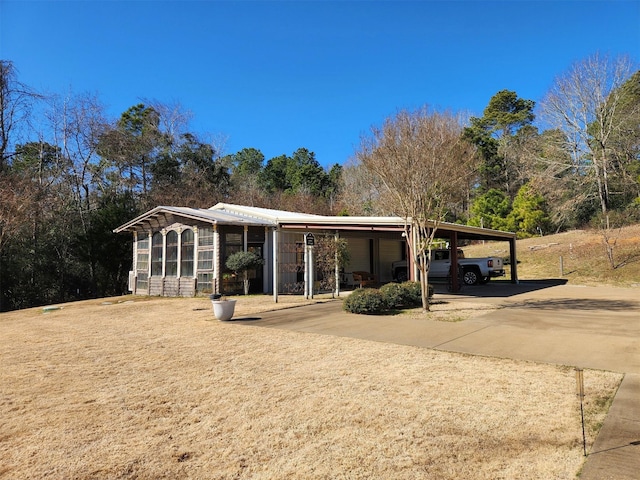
147,276,196,297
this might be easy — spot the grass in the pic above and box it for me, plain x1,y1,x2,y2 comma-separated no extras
462,224,640,287
0,296,623,479
3,224,639,479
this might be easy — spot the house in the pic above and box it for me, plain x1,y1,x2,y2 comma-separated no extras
113,203,518,299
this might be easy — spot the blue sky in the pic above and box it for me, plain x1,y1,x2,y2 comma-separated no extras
2,0,639,168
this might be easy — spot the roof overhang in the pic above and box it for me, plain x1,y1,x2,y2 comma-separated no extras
114,203,516,243
113,206,273,233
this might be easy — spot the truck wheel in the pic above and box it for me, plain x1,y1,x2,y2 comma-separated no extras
463,268,480,285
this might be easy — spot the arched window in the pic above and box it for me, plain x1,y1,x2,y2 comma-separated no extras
165,230,178,277
151,232,163,276
181,229,194,277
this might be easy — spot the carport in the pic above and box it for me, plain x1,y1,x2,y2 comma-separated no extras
273,215,518,295
423,222,518,292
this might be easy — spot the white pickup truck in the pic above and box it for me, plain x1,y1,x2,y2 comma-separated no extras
391,248,505,285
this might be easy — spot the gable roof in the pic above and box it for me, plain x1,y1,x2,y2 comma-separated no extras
113,205,273,233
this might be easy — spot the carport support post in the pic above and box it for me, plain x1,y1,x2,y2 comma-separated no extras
509,238,518,284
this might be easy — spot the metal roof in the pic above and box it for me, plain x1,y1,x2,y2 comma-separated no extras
114,203,516,242
210,203,323,222
112,206,273,233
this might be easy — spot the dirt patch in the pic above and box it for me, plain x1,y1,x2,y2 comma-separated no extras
0,295,621,479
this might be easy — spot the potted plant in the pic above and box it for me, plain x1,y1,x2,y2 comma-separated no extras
225,251,265,296
209,293,236,321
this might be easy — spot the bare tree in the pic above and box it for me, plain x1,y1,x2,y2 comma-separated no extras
541,53,637,228
356,108,478,311
0,60,41,171
337,159,387,216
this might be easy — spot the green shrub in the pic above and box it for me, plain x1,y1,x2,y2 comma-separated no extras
343,288,388,314
400,281,432,306
379,282,409,309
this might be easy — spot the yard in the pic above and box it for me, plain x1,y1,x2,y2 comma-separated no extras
0,295,621,479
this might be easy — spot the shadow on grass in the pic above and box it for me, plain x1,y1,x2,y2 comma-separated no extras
225,316,263,322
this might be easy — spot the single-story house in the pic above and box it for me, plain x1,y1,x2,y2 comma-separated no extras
114,203,518,300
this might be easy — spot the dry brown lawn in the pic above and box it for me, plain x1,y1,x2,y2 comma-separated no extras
1,295,621,479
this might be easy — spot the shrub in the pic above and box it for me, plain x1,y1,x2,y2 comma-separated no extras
379,282,408,309
400,281,432,307
343,288,388,314
225,251,265,295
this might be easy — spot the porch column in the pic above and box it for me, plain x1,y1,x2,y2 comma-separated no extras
132,231,138,294
243,225,248,252
147,229,152,282
213,224,220,294
272,228,279,303
161,229,167,278
133,231,138,272
176,227,182,279
334,231,340,297
193,226,199,279
161,229,167,296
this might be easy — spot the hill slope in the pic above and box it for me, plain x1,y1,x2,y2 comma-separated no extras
462,224,640,287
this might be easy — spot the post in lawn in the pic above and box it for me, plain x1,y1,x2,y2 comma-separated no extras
576,367,587,456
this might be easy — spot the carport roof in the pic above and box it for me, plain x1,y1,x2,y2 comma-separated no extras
114,203,516,242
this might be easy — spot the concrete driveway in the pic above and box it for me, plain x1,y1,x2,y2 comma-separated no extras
234,281,640,479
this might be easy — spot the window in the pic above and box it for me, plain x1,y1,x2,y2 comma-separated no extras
199,227,214,246
151,232,163,276
224,232,243,260
165,231,178,277
181,229,194,277
136,252,149,273
197,226,215,288
137,232,149,249
198,249,213,270
197,272,214,293
136,232,149,274
136,272,148,290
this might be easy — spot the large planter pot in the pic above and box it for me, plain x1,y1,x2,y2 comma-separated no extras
211,299,237,321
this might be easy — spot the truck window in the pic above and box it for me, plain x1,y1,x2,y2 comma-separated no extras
434,250,449,261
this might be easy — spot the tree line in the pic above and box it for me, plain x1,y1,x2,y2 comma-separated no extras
1,53,638,311
347,53,639,235
0,60,342,311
